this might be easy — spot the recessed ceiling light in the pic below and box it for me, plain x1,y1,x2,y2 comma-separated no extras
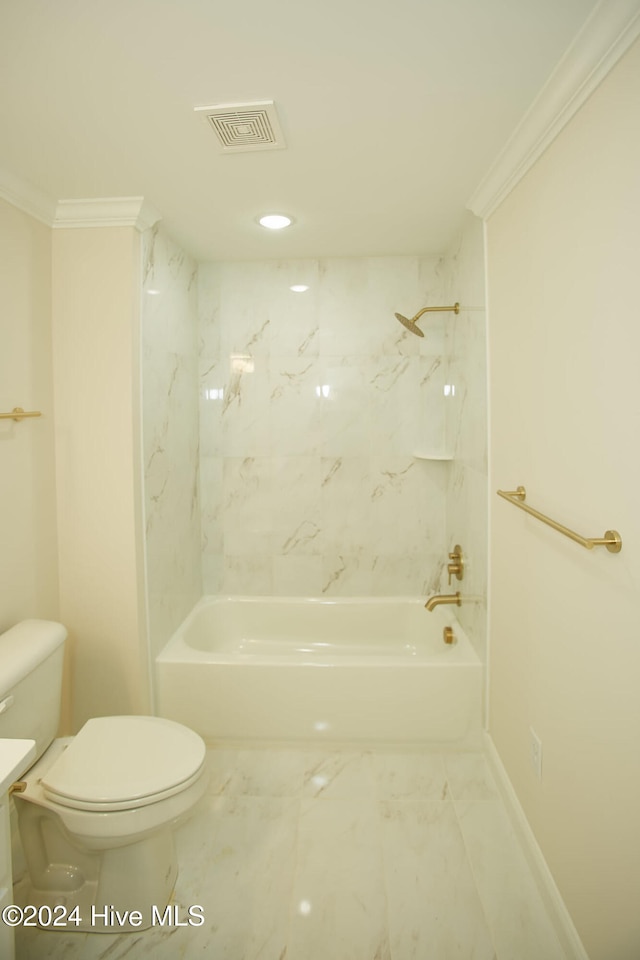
258,214,293,230
290,284,309,292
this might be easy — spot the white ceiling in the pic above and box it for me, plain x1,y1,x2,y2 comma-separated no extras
0,0,599,261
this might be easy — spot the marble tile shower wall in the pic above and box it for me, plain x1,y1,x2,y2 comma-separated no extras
442,213,488,661
198,257,456,597
142,225,202,659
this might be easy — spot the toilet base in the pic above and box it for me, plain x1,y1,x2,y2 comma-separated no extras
15,802,179,932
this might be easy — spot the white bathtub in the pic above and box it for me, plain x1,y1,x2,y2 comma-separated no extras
155,596,483,745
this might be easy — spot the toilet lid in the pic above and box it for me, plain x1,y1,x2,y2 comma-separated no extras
41,716,206,811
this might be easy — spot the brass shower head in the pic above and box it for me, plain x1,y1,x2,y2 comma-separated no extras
395,312,425,337
395,303,460,338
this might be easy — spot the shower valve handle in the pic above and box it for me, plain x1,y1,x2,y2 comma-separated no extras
447,545,464,584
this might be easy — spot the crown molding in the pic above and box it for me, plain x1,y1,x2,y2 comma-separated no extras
468,0,640,220
0,166,57,225
53,197,162,231
0,172,162,233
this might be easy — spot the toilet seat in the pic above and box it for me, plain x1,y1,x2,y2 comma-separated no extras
41,716,206,812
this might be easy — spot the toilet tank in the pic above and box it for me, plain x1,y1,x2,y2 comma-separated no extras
0,620,66,765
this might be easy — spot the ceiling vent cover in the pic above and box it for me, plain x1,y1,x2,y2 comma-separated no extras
195,100,286,152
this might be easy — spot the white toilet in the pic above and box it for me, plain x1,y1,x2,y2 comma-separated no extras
0,619,207,931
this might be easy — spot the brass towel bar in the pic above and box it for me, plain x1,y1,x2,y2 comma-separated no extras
0,407,42,421
497,486,622,553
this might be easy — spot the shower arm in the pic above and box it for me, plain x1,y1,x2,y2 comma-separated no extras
412,304,460,321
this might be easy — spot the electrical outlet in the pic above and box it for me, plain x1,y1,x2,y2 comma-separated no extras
529,726,542,779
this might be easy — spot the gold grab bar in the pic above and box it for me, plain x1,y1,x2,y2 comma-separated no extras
497,486,622,553
0,407,42,421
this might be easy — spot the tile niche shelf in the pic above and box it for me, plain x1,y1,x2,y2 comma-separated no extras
412,452,454,461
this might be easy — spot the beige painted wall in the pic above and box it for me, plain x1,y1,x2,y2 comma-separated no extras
486,38,640,960
0,198,59,630
52,226,150,729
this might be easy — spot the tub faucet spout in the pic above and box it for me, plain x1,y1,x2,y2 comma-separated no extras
424,591,461,612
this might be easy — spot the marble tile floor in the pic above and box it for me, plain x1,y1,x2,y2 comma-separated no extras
15,746,567,960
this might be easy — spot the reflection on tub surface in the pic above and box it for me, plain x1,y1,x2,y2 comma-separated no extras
156,596,482,745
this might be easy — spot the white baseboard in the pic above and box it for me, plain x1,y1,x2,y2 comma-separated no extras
483,731,590,960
